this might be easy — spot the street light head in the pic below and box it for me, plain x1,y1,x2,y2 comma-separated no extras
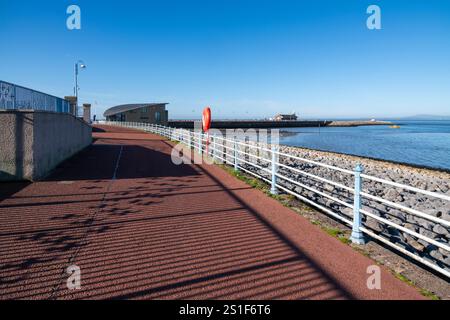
77,60,86,69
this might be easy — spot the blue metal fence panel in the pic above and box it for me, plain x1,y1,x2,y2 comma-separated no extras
0,81,15,109
0,80,70,114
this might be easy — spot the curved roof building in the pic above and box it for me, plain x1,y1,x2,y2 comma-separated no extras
104,103,168,124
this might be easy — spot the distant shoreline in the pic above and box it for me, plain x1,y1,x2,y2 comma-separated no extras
326,120,392,127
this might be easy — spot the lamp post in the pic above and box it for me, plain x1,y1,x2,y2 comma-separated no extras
74,60,86,117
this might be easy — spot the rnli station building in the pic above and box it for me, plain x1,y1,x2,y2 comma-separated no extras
104,103,169,125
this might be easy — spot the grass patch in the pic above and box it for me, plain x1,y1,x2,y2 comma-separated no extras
420,289,440,300
394,273,440,300
322,226,351,245
324,227,341,238
219,165,271,194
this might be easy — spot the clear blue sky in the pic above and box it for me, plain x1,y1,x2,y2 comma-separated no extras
1,0,449,119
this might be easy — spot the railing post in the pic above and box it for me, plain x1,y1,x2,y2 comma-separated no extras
271,145,278,195
223,138,226,165
351,164,366,244
188,131,192,149
234,138,239,171
212,134,216,161
13,85,17,110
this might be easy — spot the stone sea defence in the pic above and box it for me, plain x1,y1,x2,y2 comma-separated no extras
239,144,450,272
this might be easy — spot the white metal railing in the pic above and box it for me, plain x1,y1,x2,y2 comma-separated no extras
101,121,450,279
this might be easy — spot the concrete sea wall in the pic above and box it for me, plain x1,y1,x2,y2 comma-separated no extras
0,110,92,181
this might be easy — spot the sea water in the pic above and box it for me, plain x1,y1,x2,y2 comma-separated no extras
279,121,450,171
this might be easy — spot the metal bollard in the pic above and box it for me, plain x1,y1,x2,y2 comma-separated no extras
270,145,278,195
350,164,366,244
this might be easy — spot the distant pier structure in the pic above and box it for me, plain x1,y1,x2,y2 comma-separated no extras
167,119,392,129
168,120,330,129
274,113,298,121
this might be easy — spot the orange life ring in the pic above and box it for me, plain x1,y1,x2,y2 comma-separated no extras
202,107,212,132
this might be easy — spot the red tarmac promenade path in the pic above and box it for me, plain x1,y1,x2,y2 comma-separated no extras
0,125,424,300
